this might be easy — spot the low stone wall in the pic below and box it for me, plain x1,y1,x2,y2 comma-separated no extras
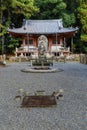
80,54,87,64
9,56,29,62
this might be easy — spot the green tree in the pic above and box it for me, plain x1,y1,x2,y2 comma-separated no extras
62,0,87,53
7,36,20,54
63,0,83,26
31,0,67,20
0,0,38,54
31,0,80,27
0,0,7,54
1,0,38,27
78,2,87,42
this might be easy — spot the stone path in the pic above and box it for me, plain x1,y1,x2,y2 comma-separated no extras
0,62,87,130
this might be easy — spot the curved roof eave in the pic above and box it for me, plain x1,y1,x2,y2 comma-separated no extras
8,27,78,35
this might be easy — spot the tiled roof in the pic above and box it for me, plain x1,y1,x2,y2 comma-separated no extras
8,19,78,34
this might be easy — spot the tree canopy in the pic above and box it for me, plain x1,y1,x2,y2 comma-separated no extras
78,1,87,42
32,0,66,19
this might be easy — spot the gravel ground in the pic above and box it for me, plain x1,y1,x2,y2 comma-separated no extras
0,61,87,130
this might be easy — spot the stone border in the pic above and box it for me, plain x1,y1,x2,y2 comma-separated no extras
21,67,63,73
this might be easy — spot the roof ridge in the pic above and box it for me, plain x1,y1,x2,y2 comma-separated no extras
27,19,62,22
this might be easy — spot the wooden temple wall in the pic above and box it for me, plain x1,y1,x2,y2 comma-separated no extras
21,34,63,50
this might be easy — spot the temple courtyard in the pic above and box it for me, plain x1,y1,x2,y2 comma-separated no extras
0,61,87,130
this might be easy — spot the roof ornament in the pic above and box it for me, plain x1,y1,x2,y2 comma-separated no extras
10,23,15,29
23,19,28,30
58,19,63,30
23,19,26,26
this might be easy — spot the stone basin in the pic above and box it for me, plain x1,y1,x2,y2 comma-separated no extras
21,67,63,73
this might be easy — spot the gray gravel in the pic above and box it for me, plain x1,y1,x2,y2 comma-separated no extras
0,61,87,130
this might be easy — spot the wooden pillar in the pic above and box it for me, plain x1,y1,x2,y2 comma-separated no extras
2,35,4,55
33,36,37,47
64,37,66,48
48,37,52,52
27,33,30,57
71,37,73,53
56,33,58,56
60,38,63,46
22,36,26,46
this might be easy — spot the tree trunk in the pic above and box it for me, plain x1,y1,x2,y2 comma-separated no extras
0,0,4,55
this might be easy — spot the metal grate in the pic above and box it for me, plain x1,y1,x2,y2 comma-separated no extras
21,95,57,107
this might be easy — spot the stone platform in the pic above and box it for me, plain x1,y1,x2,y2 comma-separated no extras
21,66,63,73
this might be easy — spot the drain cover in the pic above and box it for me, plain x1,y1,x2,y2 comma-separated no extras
21,95,57,107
